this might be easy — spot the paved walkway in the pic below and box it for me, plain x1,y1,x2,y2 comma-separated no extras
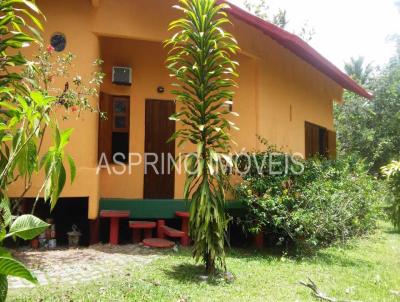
9,244,161,289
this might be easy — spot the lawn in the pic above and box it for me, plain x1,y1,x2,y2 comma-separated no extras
9,224,400,302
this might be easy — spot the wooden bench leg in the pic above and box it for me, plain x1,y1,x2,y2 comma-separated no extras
180,217,190,246
157,220,165,239
109,217,120,245
132,229,141,243
144,229,153,239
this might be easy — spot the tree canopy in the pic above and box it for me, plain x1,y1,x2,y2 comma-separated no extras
335,46,400,174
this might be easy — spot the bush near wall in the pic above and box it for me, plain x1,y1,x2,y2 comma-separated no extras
234,143,387,251
382,160,400,232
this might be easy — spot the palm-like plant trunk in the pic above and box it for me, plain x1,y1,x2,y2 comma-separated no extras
165,0,240,274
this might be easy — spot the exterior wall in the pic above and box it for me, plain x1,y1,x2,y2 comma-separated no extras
98,37,258,200
98,38,176,199
8,0,343,219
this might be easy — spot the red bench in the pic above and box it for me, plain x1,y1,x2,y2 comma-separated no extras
157,220,187,245
129,221,156,243
162,225,185,238
100,210,130,245
143,238,175,248
175,211,190,246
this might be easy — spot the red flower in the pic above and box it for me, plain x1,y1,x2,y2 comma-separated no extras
47,45,55,53
71,106,78,112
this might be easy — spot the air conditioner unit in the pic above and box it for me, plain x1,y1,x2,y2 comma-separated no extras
112,66,132,85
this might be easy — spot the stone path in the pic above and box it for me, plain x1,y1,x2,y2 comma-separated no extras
9,244,161,289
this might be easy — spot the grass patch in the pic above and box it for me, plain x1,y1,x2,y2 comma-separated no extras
9,224,400,302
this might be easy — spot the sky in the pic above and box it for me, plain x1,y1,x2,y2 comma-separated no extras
230,0,400,71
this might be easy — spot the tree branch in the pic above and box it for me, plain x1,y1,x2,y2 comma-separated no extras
299,278,363,302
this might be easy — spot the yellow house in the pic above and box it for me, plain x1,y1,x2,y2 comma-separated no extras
10,0,371,244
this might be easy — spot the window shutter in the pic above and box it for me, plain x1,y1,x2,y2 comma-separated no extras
320,127,328,157
327,130,337,159
305,122,312,158
98,92,113,162
305,122,320,159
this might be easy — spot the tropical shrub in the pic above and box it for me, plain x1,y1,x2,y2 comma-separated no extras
0,214,49,301
22,47,104,118
235,142,385,251
165,0,239,274
0,1,76,210
15,46,104,213
0,1,102,299
1,9,103,214
0,1,65,298
382,160,400,231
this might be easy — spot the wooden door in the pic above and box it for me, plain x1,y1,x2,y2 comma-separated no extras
144,99,176,199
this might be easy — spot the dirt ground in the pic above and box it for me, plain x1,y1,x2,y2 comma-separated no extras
9,244,161,289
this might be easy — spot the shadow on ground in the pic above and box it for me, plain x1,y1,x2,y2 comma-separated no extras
163,263,230,285
163,238,376,272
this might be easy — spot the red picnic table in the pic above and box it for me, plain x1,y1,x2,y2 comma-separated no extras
175,211,190,246
100,210,130,245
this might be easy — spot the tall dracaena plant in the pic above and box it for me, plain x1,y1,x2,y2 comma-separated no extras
165,0,239,274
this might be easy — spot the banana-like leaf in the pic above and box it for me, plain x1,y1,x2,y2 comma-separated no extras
6,214,49,240
0,275,7,302
0,248,11,258
0,257,37,284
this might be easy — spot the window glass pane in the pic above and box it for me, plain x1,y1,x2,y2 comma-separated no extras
112,132,129,163
114,116,126,129
114,100,127,114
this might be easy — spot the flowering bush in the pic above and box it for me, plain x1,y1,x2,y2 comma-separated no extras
22,46,105,118
235,142,386,251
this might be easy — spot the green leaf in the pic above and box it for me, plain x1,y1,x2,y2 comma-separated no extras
0,248,11,259
220,154,233,167
15,8,43,31
54,126,61,147
6,215,49,240
0,198,12,229
22,0,41,14
26,139,37,174
197,142,203,159
0,102,17,111
0,275,7,302
56,164,66,198
0,257,37,284
60,128,73,149
67,155,76,183
209,149,219,162
30,90,43,106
